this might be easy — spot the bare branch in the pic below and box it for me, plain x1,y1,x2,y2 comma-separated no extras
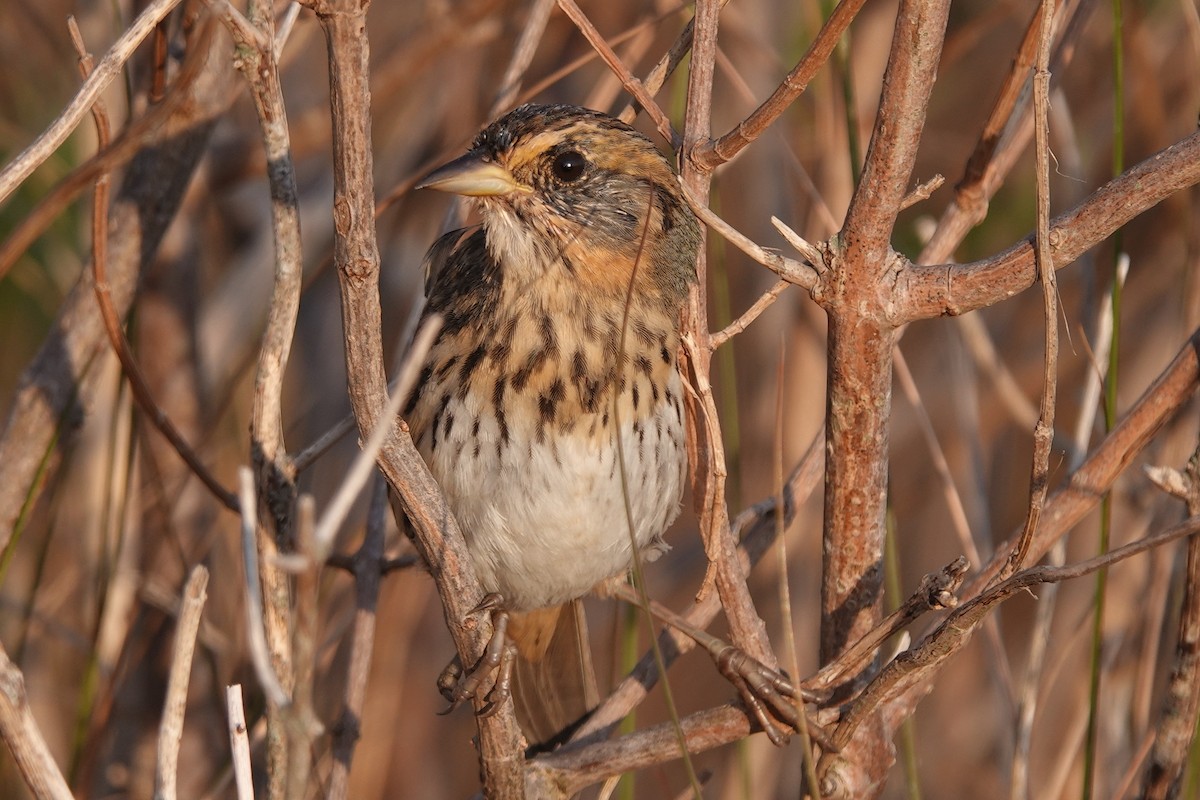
225,685,254,800
996,0,1059,582
155,566,210,800
556,0,675,145
305,0,526,793
900,129,1200,321
693,0,869,169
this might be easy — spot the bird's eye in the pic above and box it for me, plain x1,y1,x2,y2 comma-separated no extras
551,150,587,182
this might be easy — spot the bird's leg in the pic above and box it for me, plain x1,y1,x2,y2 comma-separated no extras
607,581,833,749
437,593,519,716
709,642,833,750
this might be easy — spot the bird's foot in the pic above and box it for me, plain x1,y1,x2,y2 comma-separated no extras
709,643,835,751
437,593,518,718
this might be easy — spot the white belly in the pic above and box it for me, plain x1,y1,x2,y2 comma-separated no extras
420,377,687,611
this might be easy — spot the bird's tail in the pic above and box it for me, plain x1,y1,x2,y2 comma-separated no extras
508,600,598,750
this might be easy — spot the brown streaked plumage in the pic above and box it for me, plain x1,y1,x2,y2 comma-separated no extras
406,103,699,744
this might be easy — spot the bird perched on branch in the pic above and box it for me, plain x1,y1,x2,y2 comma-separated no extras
405,103,700,745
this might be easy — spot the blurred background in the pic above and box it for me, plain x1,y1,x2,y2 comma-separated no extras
1,0,1198,797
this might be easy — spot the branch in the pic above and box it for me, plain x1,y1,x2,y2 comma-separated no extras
304,1,526,795
899,129,1200,322
868,326,1200,762
154,565,210,800
996,0,1058,582
692,0,868,169
0,641,72,800
828,515,1200,758
556,0,675,145
840,0,950,269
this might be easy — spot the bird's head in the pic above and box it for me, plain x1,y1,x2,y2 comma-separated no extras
419,104,698,306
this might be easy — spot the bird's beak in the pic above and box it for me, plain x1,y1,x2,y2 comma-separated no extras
417,154,529,197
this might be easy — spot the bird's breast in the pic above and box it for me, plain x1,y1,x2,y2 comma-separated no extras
407,308,688,610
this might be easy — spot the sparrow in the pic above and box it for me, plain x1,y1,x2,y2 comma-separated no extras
405,103,700,744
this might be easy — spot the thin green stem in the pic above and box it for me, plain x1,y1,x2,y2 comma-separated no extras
1084,4,1124,796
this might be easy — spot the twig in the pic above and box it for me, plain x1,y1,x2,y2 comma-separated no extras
1141,446,1200,797
615,0,729,124
675,0,786,677
0,21,211,284
154,565,210,800
556,0,676,145
917,0,1087,267
678,185,819,291
236,468,291,710
292,414,357,474
898,174,944,211
534,704,768,797
827,515,1200,755
288,497,320,800
0,641,73,799
997,0,1058,582
710,279,790,348
491,0,555,112
0,0,187,204
225,685,254,800
328,478,389,799
693,0,869,169
892,348,979,567
808,557,969,694
305,0,527,794
216,0,306,789
312,316,441,558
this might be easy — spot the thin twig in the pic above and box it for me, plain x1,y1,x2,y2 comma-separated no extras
287,497,320,800
154,565,210,800
328,478,389,799
829,515,1200,754
693,0,869,169
236,468,291,710
225,685,254,800
556,0,676,145
312,316,442,558
0,640,73,800
491,0,555,112
997,0,1058,582
615,0,729,124
1141,446,1200,797
899,174,945,211
0,0,187,204
678,189,819,290
807,557,969,693
918,0,1087,268
711,279,790,348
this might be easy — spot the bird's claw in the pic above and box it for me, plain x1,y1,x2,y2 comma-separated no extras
711,644,835,751
437,596,517,716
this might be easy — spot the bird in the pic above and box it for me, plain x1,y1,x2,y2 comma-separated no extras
404,103,701,745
